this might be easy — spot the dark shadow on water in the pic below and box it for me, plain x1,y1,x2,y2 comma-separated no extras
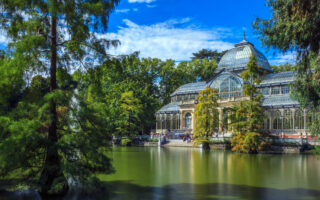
1,181,320,200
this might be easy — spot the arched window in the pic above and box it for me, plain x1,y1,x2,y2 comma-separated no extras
273,110,281,130
160,114,165,129
263,111,270,130
283,109,293,129
165,114,171,130
185,113,192,129
156,114,161,129
210,74,242,99
295,110,304,129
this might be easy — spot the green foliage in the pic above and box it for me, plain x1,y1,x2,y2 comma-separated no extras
231,132,262,153
147,138,159,143
194,87,219,146
241,54,264,99
158,58,218,104
120,137,132,146
79,54,162,136
192,49,227,62
0,0,120,195
253,0,320,141
231,54,265,153
270,63,296,72
117,91,142,137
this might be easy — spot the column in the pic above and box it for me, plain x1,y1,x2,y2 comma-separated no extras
192,111,195,134
180,112,184,129
304,109,307,135
227,111,232,132
280,109,284,135
269,110,273,131
218,108,223,132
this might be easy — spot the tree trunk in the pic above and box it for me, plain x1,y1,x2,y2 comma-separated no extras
39,7,68,196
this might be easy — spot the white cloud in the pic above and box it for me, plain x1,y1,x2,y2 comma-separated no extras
269,52,297,65
128,0,156,3
0,32,10,46
146,4,157,8
99,19,233,61
116,9,131,13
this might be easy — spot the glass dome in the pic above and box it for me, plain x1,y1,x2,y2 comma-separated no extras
217,40,271,72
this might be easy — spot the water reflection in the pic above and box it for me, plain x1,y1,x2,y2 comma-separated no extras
1,147,320,200
100,147,320,200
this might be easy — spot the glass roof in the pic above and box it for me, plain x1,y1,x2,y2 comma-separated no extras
156,103,180,114
260,71,296,86
262,95,299,108
217,40,271,72
170,82,207,96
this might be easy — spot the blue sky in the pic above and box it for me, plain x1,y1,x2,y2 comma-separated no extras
104,0,295,65
0,0,295,65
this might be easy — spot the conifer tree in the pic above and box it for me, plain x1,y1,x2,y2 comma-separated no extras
0,0,119,195
194,87,219,148
231,55,265,153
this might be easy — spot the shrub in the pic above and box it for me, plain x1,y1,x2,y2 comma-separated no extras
258,141,271,151
208,139,230,144
231,132,262,153
121,137,132,146
148,138,158,143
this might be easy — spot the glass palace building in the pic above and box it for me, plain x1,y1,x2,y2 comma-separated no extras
155,39,312,138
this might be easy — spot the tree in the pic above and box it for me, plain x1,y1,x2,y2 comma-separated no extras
194,87,219,149
0,0,119,195
231,55,265,153
117,91,142,137
253,0,320,138
188,59,218,81
192,49,227,62
270,63,296,73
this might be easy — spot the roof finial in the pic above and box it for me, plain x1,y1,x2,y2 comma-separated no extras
243,31,246,41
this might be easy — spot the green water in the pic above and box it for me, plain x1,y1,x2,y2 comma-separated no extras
99,147,320,200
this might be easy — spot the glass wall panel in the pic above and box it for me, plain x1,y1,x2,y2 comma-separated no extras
156,114,161,129
281,85,290,94
185,113,192,129
273,110,281,130
160,115,165,129
271,86,280,95
177,114,180,129
295,110,304,129
210,74,242,99
262,87,270,95
283,109,293,129
263,111,270,130
165,115,170,130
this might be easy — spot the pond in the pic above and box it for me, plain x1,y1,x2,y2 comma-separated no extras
99,147,320,200
1,147,320,200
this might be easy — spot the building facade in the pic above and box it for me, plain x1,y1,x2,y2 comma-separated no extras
155,39,313,137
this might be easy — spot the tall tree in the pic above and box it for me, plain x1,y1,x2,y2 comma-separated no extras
117,91,142,137
270,63,296,73
253,0,320,137
231,55,265,153
194,87,219,148
0,0,119,195
192,49,227,62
